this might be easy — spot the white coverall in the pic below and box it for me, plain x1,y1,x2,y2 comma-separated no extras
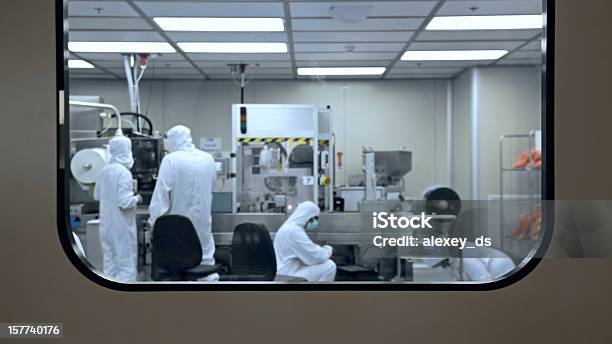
93,136,140,282
148,125,218,278
273,201,336,282
452,246,516,281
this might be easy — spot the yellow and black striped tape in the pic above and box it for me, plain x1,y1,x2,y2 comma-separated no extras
236,137,329,144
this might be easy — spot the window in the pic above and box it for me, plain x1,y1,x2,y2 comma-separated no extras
57,0,554,290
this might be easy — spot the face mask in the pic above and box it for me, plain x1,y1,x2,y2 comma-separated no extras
306,219,318,231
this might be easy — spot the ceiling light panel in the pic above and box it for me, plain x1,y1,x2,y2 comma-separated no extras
417,29,541,42
297,67,386,76
178,42,288,53
401,50,508,61
68,41,176,53
166,32,287,43
68,60,95,69
292,18,422,31
154,17,285,32
427,15,543,30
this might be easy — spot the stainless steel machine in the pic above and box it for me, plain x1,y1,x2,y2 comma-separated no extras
215,116,456,280
231,104,335,213
338,149,413,211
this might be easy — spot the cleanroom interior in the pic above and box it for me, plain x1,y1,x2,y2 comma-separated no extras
66,0,545,283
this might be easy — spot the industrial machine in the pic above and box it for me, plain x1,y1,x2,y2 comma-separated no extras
338,149,413,211
213,112,457,281
231,104,334,213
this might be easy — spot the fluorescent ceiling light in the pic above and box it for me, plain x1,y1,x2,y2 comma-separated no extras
427,15,543,30
154,17,284,32
297,67,386,76
401,50,508,61
68,41,176,53
68,59,94,69
178,42,287,53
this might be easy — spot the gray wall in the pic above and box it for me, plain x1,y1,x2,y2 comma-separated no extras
70,78,449,197
451,70,473,199
451,66,541,200
477,66,542,199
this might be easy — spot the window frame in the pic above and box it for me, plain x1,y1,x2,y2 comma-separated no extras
56,0,555,291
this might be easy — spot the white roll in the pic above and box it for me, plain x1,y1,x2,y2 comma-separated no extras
70,148,108,184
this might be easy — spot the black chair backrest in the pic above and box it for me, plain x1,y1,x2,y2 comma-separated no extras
152,215,202,273
231,223,276,279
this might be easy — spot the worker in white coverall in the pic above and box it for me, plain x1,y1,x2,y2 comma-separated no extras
148,125,219,281
93,136,142,282
273,201,336,282
452,246,516,281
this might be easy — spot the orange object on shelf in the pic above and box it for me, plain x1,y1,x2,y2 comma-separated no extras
527,148,542,169
512,150,531,169
512,211,531,239
512,207,542,241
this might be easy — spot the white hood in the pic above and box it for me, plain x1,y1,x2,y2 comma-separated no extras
286,201,320,228
108,136,134,169
166,125,195,152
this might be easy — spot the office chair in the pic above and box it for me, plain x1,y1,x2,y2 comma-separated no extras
224,222,277,281
151,215,223,281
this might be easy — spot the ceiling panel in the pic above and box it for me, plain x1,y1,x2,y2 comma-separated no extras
69,69,108,75
505,50,542,59
144,74,207,79
385,74,451,79
390,67,463,75
187,53,290,61
496,59,541,66
290,1,437,18
294,42,405,53
408,40,524,51
395,60,494,68
135,1,284,17
296,60,389,67
520,40,542,51
293,31,415,43
417,29,541,42
295,52,397,60
107,67,199,75
92,60,193,69
206,68,292,75
292,18,423,31
70,74,118,79
167,32,287,43
226,75,294,80
69,30,164,42
66,0,545,81
69,17,152,30
69,1,139,17
75,52,183,61
438,1,543,16
195,61,292,69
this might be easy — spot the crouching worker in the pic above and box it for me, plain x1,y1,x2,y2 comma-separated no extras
273,201,336,282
